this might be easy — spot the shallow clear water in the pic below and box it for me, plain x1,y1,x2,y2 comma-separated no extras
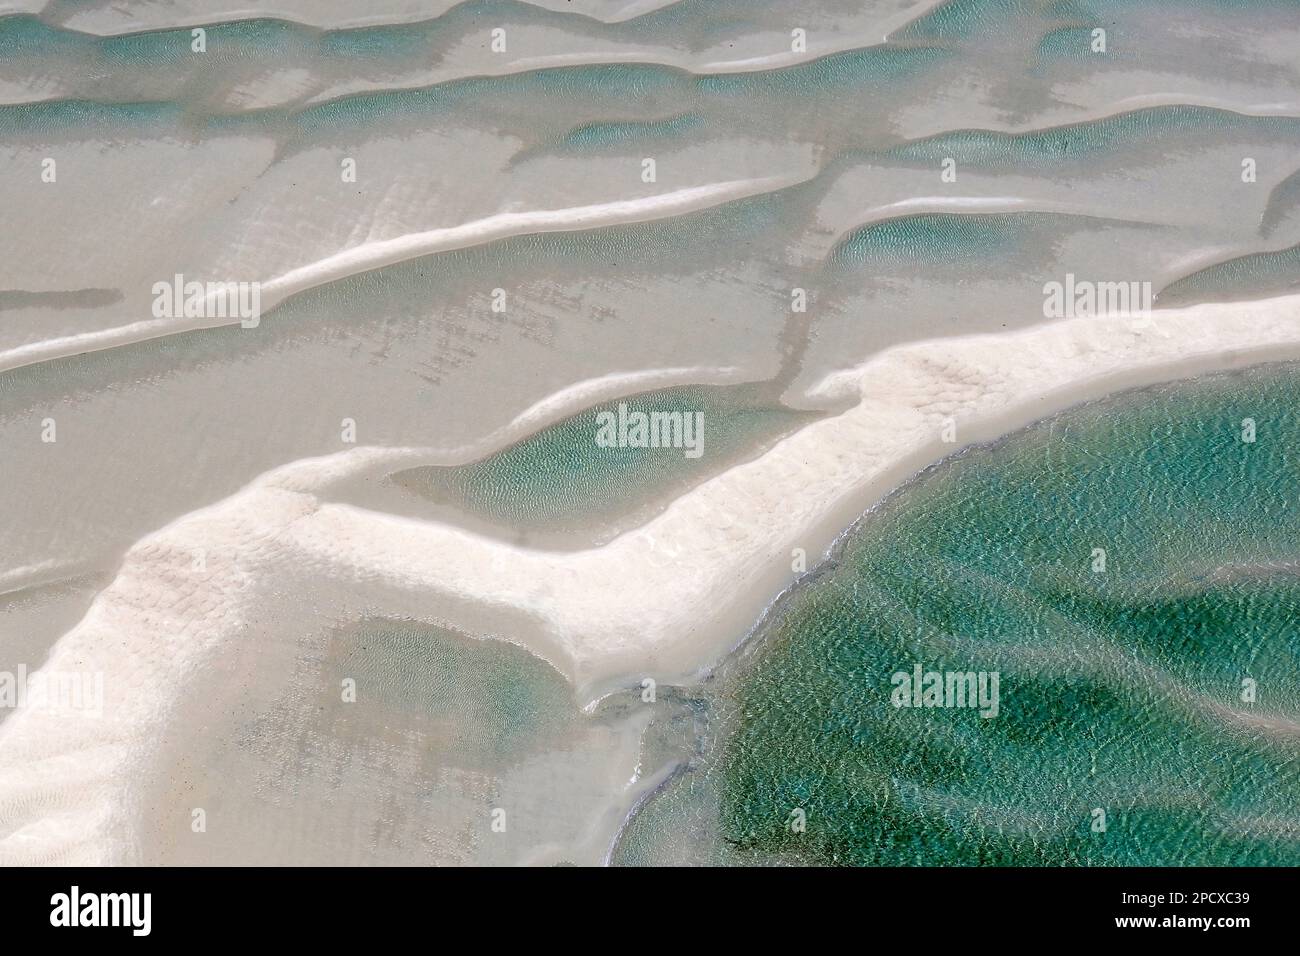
617,362,1300,866
390,383,820,537
141,617,658,866
5,0,1300,868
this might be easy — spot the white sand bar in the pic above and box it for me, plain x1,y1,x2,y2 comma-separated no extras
1,292,1298,863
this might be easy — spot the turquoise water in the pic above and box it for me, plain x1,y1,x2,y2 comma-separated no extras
391,384,820,537
829,211,1148,271
895,0,1041,42
617,363,1300,866
322,619,575,767
1158,242,1300,306
557,113,704,152
832,212,1037,267
882,106,1300,171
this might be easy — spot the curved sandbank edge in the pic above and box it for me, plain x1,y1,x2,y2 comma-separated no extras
1,292,1298,864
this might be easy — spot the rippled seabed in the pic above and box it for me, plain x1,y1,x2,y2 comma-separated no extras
142,618,643,866
390,383,820,544
618,364,1300,866
4,0,1300,867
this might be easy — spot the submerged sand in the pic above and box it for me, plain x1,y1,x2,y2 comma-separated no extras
0,291,1297,864
4,0,1300,866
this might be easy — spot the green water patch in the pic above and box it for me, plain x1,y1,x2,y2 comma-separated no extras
881,106,1300,172
894,0,1039,43
286,62,691,144
389,383,821,540
0,98,188,140
509,112,706,167
831,212,1030,267
292,43,946,143
1035,25,1115,63
319,618,575,768
166,616,668,864
827,211,1143,271
617,362,1300,866
1157,242,1300,307
697,44,949,98
557,113,703,152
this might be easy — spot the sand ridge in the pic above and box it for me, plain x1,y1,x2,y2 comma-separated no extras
1,291,1298,863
